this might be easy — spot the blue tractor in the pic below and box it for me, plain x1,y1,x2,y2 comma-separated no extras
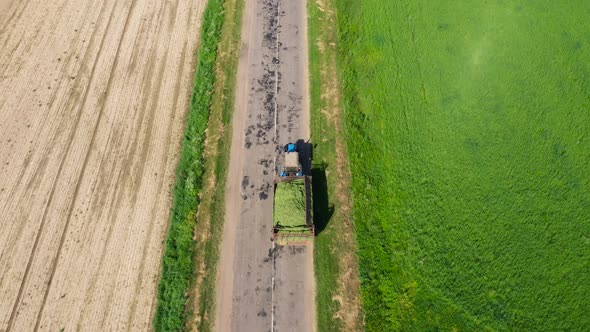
280,143,302,177
285,143,297,153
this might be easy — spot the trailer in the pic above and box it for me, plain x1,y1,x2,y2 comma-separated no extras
273,175,313,245
273,142,313,245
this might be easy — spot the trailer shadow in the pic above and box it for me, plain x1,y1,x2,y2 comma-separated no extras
312,162,334,235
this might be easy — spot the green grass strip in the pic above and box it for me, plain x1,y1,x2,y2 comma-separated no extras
153,0,226,330
193,0,245,329
308,0,364,330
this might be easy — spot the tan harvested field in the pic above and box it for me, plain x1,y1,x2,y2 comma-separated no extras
0,0,205,330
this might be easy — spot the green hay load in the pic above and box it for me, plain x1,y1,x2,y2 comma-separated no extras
274,179,306,228
273,177,313,245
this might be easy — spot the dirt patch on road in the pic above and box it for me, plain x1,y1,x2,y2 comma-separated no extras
0,0,205,330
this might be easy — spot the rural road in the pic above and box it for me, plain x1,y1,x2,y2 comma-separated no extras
216,0,315,331
0,0,205,330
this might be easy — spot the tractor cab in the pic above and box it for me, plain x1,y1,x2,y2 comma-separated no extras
285,143,297,153
280,143,302,177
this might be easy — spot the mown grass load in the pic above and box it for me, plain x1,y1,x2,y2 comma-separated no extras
153,0,226,330
336,0,590,330
274,180,307,229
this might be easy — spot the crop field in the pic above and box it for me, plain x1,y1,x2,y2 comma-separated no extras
336,0,590,330
0,0,204,330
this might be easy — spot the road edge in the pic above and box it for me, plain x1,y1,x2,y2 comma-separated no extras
213,0,252,329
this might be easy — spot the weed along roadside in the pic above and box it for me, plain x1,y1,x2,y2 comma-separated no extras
153,0,227,330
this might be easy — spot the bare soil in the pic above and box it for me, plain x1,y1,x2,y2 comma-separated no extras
0,0,205,330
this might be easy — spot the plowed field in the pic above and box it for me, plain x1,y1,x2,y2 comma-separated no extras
0,0,204,330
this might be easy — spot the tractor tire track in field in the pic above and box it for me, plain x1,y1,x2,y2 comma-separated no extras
0,0,206,330
32,0,140,328
6,0,121,328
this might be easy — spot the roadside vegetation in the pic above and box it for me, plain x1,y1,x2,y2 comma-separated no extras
153,0,236,330
189,0,244,329
335,0,590,330
308,0,363,330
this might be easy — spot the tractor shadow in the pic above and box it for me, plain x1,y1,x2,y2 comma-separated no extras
296,139,313,176
311,162,334,235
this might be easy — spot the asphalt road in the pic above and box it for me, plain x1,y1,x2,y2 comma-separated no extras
216,0,315,331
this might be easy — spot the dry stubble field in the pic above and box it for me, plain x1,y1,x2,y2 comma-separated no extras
0,0,205,330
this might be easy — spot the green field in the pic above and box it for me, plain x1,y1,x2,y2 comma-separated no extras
336,0,590,330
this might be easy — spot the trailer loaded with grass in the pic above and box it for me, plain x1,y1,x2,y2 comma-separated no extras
273,144,313,246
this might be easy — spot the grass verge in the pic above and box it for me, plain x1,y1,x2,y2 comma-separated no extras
153,0,239,330
307,0,364,330
189,0,244,330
